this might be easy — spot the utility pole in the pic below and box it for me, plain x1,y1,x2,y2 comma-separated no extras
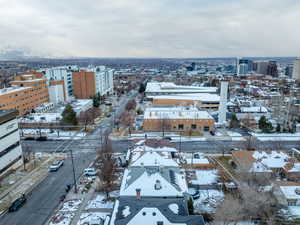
70,149,78,193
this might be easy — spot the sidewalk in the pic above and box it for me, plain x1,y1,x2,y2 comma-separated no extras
0,155,57,215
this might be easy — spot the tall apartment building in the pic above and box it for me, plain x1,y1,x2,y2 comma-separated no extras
73,66,114,99
0,72,49,116
0,110,23,176
292,58,300,80
72,70,96,99
39,66,79,101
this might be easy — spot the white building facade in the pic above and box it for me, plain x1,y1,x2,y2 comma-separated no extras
87,66,114,96
39,65,79,101
292,58,300,80
0,110,23,176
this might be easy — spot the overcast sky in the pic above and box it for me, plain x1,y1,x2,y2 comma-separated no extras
0,0,299,58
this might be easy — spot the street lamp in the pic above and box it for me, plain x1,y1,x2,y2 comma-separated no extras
70,149,78,193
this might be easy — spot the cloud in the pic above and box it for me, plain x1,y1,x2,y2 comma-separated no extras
0,0,299,58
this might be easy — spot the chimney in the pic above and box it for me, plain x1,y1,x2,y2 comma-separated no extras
136,188,141,200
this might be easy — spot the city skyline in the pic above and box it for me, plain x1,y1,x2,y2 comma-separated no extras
0,0,300,58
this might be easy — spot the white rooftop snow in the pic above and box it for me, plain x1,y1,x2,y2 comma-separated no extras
131,151,178,167
150,93,220,102
144,107,213,120
252,151,289,169
190,170,219,185
280,185,300,200
168,203,179,214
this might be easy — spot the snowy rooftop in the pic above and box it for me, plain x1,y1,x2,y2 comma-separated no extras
181,152,210,165
190,169,219,185
150,93,220,103
240,106,268,113
280,185,300,200
109,197,205,225
144,107,213,120
20,113,62,123
146,82,217,94
130,151,178,167
252,151,289,169
120,167,188,197
233,150,290,170
0,86,31,96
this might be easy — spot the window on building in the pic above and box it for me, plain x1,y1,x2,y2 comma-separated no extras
191,124,197,129
288,201,296,206
178,124,184,130
204,126,210,131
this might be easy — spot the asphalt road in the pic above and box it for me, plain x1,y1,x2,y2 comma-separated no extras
0,150,95,225
0,91,138,225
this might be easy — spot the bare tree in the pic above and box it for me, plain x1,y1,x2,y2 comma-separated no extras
213,194,245,225
125,99,137,111
95,136,118,198
120,110,135,136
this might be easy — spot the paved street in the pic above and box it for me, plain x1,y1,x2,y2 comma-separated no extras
0,92,137,225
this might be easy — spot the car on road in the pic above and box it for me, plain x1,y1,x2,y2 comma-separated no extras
163,136,172,141
83,168,97,176
8,195,26,212
36,136,47,141
49,160,64,172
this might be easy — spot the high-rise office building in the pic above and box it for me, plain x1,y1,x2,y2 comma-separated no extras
292,58,300,80
267,61,278,77
239,63,248,75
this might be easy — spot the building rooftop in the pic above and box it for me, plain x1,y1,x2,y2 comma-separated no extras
150,93,220,103
0,109,18,124
110,197,205,225
146,82,217,94
0,86,31,96
120,167,188,197
144,107,214,120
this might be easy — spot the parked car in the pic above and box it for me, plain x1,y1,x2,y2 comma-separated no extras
8,195,26,212
49,160,64,172
36,136,47,141
163,136,172,141
84,168,97,176
192,190,200,199
210,130,215,136
90,217,104,225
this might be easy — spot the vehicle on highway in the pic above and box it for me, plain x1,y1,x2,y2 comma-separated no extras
49,160,64,172
83,168,97,176
8,195,26,212
163,136,172,141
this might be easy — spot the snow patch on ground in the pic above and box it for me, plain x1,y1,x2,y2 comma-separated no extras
60,199,82,212
193,189,224,214
168,203,179,214
122,206,131,217
86,194,114,210
77,212,109,225
190,170,219,185
50,213,74,225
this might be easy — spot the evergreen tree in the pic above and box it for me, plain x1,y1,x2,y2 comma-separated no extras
61,104,78,125
229,114,240,128
258,116,267,130
276,124,281,133
138,83,146,93
188,197,194,214
93,95,100,107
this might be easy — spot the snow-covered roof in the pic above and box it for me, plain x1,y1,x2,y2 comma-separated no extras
280,185,300,200
120,167,188,197
144,107,213,120
146,82,217,94
0,86,31,96
240,106,268,113
20,113,61,123
150,93,220,103
130,151,178,167
252,151,289,169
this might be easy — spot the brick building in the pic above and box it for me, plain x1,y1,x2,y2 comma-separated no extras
142,107,215,132
0,72,49,116
72,70,96,99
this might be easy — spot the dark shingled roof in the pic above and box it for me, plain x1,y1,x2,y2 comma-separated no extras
112,197,205,225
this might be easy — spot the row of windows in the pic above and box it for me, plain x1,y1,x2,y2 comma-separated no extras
0,141,20,158
166,124,210,131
